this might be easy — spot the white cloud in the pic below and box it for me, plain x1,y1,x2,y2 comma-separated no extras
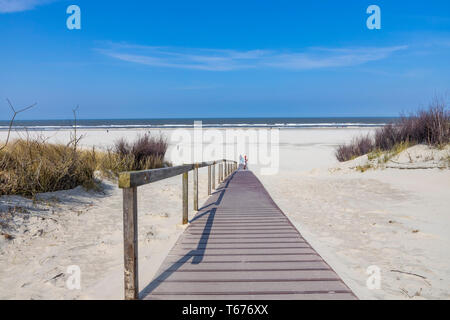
97,43,408,71
0,0,54,13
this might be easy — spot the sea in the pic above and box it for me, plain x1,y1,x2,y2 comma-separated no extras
0,117,395,131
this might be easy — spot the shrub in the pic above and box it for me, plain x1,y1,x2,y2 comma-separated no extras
335,135,373,162
97,133,170,176
113,134,168,171
335,99,450,162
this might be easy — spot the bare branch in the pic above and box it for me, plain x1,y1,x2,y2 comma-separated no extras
71,105,80,151
0,99,37,151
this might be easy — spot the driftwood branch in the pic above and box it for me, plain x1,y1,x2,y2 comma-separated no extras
390,269,427,279
0,99,37,151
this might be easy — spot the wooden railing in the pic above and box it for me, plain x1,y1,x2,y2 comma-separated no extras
118,159,238,300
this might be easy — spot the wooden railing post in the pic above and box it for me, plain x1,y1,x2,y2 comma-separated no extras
182,172,188,224
207,165,211,195
193,164,198,211
212,163,215,190
224,161,227,178
123,187,138,300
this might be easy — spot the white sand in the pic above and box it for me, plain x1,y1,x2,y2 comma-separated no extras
1,128,449,299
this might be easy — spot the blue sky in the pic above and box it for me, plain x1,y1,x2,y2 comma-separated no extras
0,0,450,119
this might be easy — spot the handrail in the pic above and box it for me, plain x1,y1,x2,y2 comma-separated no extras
118,159,238,300
118,160,224,188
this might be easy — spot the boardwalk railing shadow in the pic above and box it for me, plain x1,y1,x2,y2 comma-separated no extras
189,171,237,223
139,207,217,298
140,170,241,298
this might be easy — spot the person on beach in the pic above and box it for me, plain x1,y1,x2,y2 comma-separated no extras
239,154,245,168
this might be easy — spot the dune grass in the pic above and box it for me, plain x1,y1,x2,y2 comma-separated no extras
0,133,170,197
336,100,450,162
0,139,97,196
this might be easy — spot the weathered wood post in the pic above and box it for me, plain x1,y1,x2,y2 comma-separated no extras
123,187,138,300
182,172,188,224
212,162,215,190
223,161,226,178
207,165,211,195
193,164,198,211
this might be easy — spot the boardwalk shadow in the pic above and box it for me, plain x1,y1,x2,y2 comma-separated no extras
139,208,216,298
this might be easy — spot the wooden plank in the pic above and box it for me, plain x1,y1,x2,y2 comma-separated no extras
147,293,355,300
149,280,351,295
177,242,310,249
156,270,339,281
159,261,329,271
119,164,193,188
168,248,317,255
163,254,321,263
122,187,138,300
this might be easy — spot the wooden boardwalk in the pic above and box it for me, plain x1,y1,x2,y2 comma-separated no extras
141,168,356,300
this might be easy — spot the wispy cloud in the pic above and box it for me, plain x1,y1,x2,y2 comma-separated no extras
0,0,54,13
96,43,408,71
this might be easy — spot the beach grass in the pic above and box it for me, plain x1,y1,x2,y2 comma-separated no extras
336,99,450,162
0,133,169,197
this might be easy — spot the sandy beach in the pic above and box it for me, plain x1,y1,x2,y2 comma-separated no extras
0,127,449,299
